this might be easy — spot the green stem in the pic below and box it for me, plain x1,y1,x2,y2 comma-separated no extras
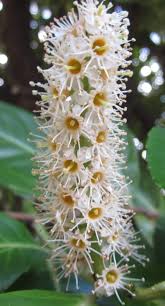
136,282,165,301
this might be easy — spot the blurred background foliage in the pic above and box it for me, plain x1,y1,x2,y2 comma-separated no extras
0,0,165,305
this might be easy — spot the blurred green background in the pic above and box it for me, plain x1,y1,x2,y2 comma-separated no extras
0,1,165,305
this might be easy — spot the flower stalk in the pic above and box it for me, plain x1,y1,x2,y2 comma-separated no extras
136,282,165,301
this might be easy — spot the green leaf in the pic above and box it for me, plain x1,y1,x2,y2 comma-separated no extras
124,127,140,186
0,213,48,291
135,215,155,246
99,295,156,306
124,127,160,244
133,167,160,245
152,300,165,306
147,127,165,189
9,268,54,291
0,290,87,306
0,101,36,197
154,216,165,266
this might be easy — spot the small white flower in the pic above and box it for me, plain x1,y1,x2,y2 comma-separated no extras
94,261,142,304
51,231,101,285
74,0,113,34
45,9,81,42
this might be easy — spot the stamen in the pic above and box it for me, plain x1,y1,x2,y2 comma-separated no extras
100,69,109,80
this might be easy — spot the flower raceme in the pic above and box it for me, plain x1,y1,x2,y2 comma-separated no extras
31,0,147,303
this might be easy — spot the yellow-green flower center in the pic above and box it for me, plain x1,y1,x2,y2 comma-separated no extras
64,159,79,173
106,269,119,284
96,131,107,143
66,58,82,74
111,232,119,241
91,171,103,184
92,38,108,56
65,117,80,131
52,87,59,98
48,140,57,151
70,238,86,249
88,207,102,220
61,193,75,207
93,92,107,107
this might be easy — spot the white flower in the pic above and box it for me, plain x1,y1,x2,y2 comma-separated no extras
50,231,101,284
45,9,83,43
74,0,113,34
101,220,147,264
94,261,145,304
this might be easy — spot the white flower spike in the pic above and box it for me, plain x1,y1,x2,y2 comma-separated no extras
31,0,146,303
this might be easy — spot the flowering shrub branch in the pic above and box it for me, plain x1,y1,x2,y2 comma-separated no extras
30,0,147,304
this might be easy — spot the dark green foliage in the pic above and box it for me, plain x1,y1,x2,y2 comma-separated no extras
0,213,48,291
0,101,36,197
0,290,84,306
147,127,165,188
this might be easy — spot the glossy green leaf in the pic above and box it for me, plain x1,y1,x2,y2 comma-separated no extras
124,127,140,186
0,101,36,196
147,127,165,188
154,217,165,266
133,168,160,245
0,290,87,306
0,213,48,291
124,128,158,244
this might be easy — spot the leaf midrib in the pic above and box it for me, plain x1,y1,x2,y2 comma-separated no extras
0,131,35,155
0,242,48,253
